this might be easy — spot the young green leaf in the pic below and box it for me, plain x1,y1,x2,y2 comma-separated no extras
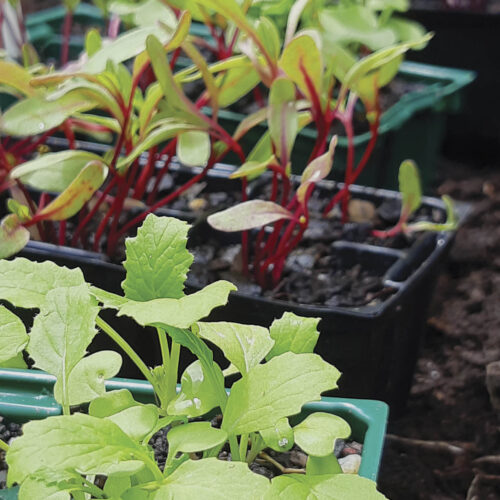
0,352,27,369
106,404,159,442
215,61,261,108
85,28,102,57
177,130,211,167
0,60,37,97
0,305,29,363
168,360,225,418
53,351,122,406
265,473,388,499
0,215,30,259
6,414,154,485
117,281,237,329
153,458,270,499
195,322,274,376
398,159,422,216
122,214,193,301
18,475,72,500
229,155,276,181
166,422,228,463
89,389,141,418
294,413,351,457
10,150,105,193
207,200,295,232
260,418,294,452
0,258,85,309
222,352,341,435
266,312,320,361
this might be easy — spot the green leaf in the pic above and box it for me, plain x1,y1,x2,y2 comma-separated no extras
0,352,27,369
265,473,388,499
0,306,28,363
153,458,270,499
0,258,85,309
118,281,237,329
0,60,37,96
398,159,421,215
85,28,102,57
266,312,320,361
195,322,274,376
89,389,140,418
36,161,108,221
294,413,351,457
386,18,428,46
168,360,225,418
177,130,211,167
306,454,342,476
1,94,93,137
107,404,159,442
109,0,176,29
122,214,193,301
53,351,122,406
260,418,294,452
0,215,30,260
297,135,338,205
10,150,105,193
84,26,173,74
28,285,98,407
19,476,71,500
215,61,260,108
279,34,322,102
167,422,227,461
90,286,128,309
222,352,341,435
208,200,294,232
268,77,298,163
257,17,281,61
229,155,276,181
6,414,151,485
7,199,30,221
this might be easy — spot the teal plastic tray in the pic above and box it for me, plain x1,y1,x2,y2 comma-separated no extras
0,367,388,497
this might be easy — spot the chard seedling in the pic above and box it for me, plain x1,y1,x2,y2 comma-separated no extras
372,159,458,238
0,214,387,498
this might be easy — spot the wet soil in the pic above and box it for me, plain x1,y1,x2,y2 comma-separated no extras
378,160,500,499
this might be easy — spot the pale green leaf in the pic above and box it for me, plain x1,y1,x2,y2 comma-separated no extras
167,422,227,459
7,414,150,485
118,281,237,329
268,473,388,499
85,28,102,57
19,476,70,500
0,305,28,363
215,62,260,108
177,130,211,167
53,351,122,406
89,389,141,418
229,155,276,181
398,159,421,215
294,413,351,457
168,360,224,418
0,352,27,369
109,0,176,29
0,258,85,309
10,150,106,193
266,312,320,361
28,285,98,406
0,215,30,259
122,214,193,301
222,352,341,435
90,286,128,309
260,418,294,452
107,404,159,442
196,321,274,376
153,458,270,499
207,200,294,232
0,60,37,97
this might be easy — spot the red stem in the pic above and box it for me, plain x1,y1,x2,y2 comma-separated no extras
61,9,73,67
58,220,66,246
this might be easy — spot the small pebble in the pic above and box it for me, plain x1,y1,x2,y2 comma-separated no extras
339,454,362,474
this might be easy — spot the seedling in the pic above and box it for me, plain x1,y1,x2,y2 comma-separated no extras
0,214,387,498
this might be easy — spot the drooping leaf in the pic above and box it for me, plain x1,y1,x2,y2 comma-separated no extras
0,258,85,309
6,414,151,485
266,312,320,361
265,473,388,499
53,351,122,406
0,60,37,96
167,422,227,461
122,214,193,301
177,130,211,167
294,413,351,457
398,159,421,215
118,281,237,329
0,305,28,363
1,94,93,137
222,352,341,435
0,215,30,259
297,135,338,205
260,418,294,452
10,150,105,193
207,200,294,232
168,360,225,418
279,34,322,102
152,458,270,499
28,285,98,406
195,322,274,376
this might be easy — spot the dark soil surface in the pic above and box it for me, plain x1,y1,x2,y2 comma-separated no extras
378,160,500,499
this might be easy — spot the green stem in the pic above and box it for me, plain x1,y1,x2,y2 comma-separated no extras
229,435,240,462
167,340,181,403
0,438,9,452
239,433,249,462
96,316,155,387
246,433,265,464
157,327,170,367
81,477,106,499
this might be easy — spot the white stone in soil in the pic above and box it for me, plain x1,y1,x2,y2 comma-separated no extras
339,454,361,474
